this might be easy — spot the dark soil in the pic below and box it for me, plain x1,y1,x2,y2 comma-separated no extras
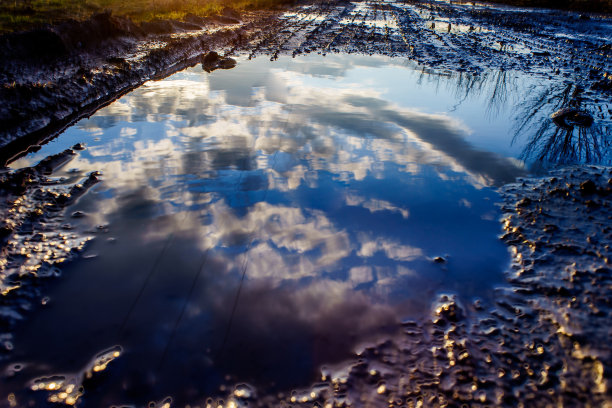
0,1,611,407
0,0,610,167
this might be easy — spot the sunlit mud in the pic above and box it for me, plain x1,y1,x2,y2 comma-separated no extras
0,1,611,407
0,147,100,360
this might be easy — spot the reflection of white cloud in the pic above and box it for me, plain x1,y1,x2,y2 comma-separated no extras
17,56,520,315
203,201,351,278
357,235,423,262
349,266,373,285
73,60,521,192
120,127,138,137
459,198,472,208
345,193,410,219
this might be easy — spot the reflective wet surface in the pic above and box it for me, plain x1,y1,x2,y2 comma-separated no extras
1,53,608,406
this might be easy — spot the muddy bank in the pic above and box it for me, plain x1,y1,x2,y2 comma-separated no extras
1,0,611,167
0,7,277,165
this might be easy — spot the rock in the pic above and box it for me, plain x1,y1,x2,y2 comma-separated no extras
202,51,220,65
580,180,597,195
217,57,237,70
551,107,594,129
433,256,447,264
202,52,237,72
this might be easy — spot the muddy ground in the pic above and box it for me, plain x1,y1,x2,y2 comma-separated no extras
1,0,610,164
0,0,611,406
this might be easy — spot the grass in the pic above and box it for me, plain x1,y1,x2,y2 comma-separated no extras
0,0,291,33
1,0,610,33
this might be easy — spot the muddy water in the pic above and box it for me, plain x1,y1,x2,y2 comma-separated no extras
0,54,599,406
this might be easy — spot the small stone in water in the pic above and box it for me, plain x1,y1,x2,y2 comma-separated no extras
433,256,447,264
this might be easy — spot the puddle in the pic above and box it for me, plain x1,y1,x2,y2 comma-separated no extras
0,53,607,406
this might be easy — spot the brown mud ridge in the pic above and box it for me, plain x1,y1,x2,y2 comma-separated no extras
1,0,611,166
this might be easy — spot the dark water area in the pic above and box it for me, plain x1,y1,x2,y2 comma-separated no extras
2,54,607,406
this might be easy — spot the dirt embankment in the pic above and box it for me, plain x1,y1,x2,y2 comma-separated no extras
0,6,277,166
1,0,610,168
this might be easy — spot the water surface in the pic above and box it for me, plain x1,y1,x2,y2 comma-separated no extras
4,54,548,405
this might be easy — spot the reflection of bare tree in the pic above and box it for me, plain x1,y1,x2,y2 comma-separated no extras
512,83,609,165
431,67,608,166
447,69,515,118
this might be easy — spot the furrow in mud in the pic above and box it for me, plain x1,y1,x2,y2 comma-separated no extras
246,10,300,59
270,3,332,59
292,2,354,56
233,0,612,85
324,5,368,53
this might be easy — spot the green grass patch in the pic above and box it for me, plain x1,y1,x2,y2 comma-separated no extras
0,0,291,33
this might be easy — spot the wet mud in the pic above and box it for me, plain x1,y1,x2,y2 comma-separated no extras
1,0,610,165
1,0,612,407
133,167,609,408
0,147,101,358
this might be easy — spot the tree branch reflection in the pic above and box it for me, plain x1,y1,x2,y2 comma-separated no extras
512,83,609,166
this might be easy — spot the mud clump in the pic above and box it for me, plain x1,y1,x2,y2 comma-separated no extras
551,107,594,129
26,346,122,406
202,51,237,72
0,148,101,359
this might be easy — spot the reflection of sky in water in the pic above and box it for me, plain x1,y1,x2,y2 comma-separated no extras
6,54,525,405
